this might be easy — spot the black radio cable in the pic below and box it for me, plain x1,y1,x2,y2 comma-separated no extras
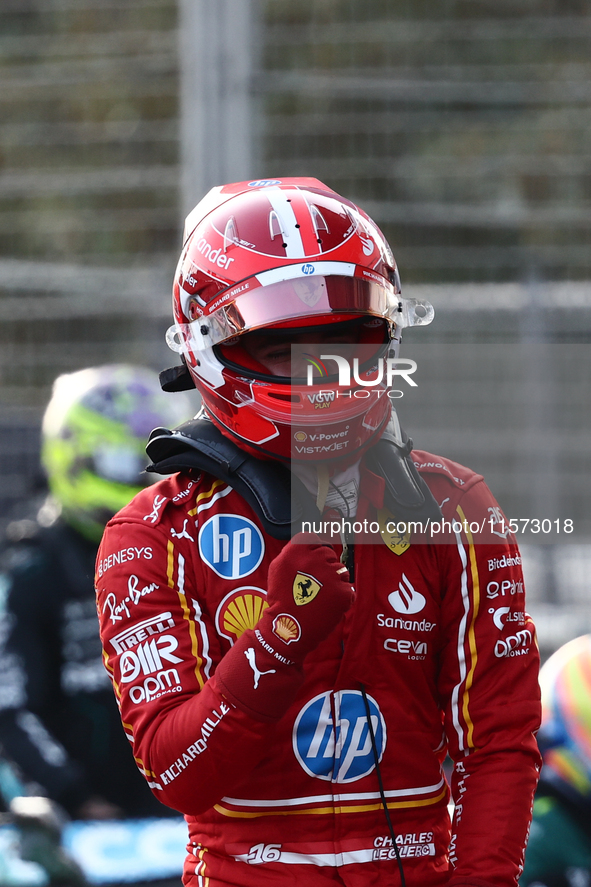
360,683,406,887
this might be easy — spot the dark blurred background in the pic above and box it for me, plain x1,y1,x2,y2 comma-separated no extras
1,0,591,657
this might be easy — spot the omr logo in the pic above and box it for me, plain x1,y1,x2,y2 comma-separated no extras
248,179,281,187
293,690,386,783
119,635,182,683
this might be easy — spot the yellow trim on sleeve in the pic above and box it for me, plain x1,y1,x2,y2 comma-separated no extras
188,478,226,516
456,504,481,749
166,539,175,588
177,582,206,690
103,649,121,700
196,845,209,885
167,539,205,689
102,648,114,675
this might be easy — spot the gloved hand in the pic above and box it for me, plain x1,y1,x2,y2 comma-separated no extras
215,533,354,721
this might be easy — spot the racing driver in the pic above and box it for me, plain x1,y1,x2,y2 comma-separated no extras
96,178,541,887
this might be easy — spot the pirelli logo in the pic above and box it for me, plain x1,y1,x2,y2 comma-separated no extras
110,612,175,654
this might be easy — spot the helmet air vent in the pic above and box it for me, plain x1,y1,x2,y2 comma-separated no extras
269,210,284,241
223,216,239,252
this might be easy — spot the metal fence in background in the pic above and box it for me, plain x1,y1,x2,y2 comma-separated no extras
0,0,181,518
262,0,591,284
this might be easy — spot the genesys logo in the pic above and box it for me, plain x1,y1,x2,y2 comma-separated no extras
199,514,264,580
97,546,153,577
488,606,526,631
388,574,426,615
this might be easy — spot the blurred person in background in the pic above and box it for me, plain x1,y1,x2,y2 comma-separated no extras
0,364,192,821
521,634,591,887
97,179,542,887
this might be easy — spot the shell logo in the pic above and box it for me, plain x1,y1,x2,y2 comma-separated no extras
272,613,301,645
294,431,307,442
215,587,269,645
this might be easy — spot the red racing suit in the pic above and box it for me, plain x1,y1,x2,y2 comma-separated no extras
96,449,541,887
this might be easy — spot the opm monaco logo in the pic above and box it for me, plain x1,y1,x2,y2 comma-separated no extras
388,574,426,615
494,629,532,658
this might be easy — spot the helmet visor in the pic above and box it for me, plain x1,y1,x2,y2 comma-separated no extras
168,274,433,355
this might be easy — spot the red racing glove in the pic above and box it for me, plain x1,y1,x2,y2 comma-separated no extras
215,533,354,721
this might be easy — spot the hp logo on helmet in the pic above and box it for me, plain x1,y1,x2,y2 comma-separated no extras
301,264,315,275
293,690,386,783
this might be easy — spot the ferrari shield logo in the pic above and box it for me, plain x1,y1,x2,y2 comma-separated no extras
293,572,322,606
377,508,411,556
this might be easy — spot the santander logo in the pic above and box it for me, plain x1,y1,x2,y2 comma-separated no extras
359,233,375,256
388,574,426,615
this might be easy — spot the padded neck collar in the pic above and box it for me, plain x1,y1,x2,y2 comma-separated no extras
146,414,442,539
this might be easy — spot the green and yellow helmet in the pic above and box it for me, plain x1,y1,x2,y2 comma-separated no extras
41,364,194,541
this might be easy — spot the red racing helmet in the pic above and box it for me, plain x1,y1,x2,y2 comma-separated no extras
166,177,433,461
